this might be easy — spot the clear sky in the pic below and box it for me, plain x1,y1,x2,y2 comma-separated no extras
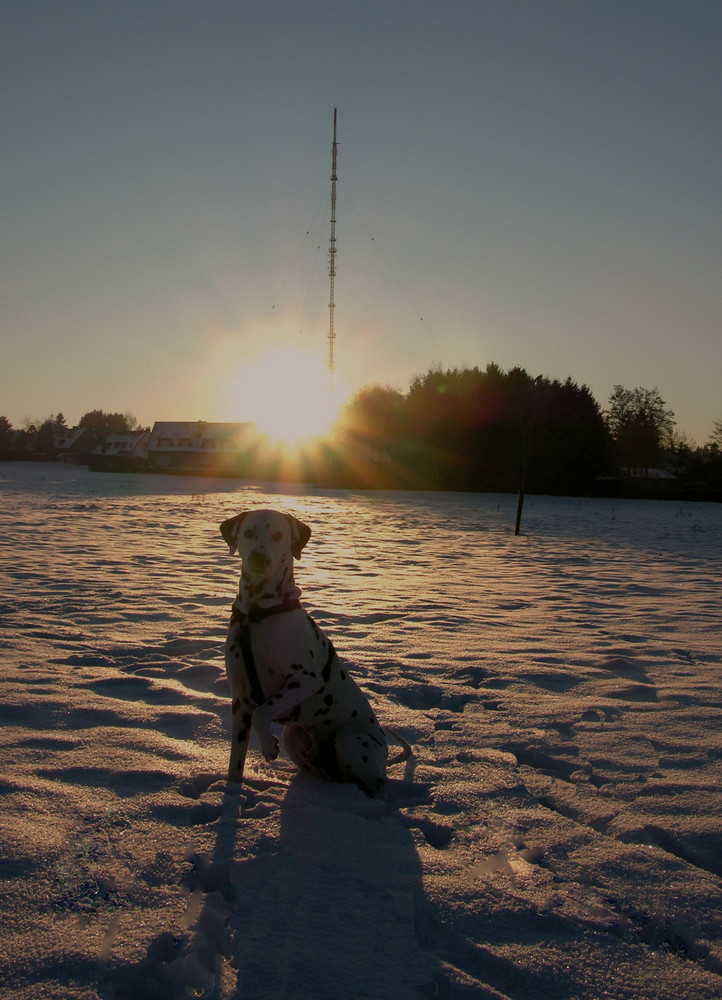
2,0,720,444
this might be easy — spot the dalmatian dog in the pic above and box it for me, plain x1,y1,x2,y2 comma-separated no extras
220,508,397,795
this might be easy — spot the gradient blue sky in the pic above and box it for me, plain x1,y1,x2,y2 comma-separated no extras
2,1,720,443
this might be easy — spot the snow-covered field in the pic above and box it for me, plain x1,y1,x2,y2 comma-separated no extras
1,462,720,1000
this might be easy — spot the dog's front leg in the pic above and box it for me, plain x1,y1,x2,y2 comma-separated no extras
228,696,254,781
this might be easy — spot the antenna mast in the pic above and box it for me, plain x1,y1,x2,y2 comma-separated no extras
328,108,338,393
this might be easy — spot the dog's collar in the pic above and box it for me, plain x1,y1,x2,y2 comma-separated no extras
230,596,302,627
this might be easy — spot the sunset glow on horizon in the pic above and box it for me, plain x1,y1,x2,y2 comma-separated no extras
223,345,346,446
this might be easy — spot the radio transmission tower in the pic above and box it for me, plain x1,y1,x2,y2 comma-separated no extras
328,108,338,393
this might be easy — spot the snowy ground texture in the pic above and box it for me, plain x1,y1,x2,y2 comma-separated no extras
1,463,721,1000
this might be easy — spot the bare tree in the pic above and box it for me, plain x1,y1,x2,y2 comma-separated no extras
604,386,675,475
708,419,722,452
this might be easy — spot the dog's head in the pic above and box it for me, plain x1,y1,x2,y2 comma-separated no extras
219,509,312,579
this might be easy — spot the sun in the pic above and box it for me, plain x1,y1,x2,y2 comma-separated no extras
227,346,343,444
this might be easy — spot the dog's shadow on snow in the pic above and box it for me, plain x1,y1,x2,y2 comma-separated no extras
100,761,436,999
101,757,594,1000
226,768,434,998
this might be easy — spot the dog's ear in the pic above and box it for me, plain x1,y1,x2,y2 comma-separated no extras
219,511,248,555
286,513,312,559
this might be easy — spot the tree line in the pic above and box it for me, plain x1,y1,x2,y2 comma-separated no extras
326,365,721,498
2,365,721,499
0,410,140,454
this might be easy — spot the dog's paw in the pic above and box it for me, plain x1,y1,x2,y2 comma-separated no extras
260,735,280,762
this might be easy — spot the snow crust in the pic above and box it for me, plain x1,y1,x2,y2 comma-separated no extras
1,462,720,999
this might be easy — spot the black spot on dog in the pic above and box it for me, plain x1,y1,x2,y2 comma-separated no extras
242,713,252,727
340,671,346,681
351,711,358,718
287,681,301,689
324,695,334,706
237,730,247,742
362,756,368,763
232,699,240,714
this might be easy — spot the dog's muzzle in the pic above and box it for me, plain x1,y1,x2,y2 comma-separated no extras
246,549,272,575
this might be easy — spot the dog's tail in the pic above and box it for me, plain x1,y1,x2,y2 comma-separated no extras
384,727,412,766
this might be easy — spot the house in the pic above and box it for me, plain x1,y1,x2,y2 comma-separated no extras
55,426,97,462
145,421,257,474
88,429,151,471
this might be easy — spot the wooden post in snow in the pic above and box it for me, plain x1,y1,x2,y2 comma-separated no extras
515,398,532,536
515,486,525,536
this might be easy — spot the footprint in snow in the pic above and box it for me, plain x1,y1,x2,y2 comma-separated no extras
600,656,651,681
396,812,454,849
395,684,476,712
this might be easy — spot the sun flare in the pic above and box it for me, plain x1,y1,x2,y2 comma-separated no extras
227,346,344,444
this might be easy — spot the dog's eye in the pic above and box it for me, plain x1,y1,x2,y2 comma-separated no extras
271,532,283,541
244,529,254,539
